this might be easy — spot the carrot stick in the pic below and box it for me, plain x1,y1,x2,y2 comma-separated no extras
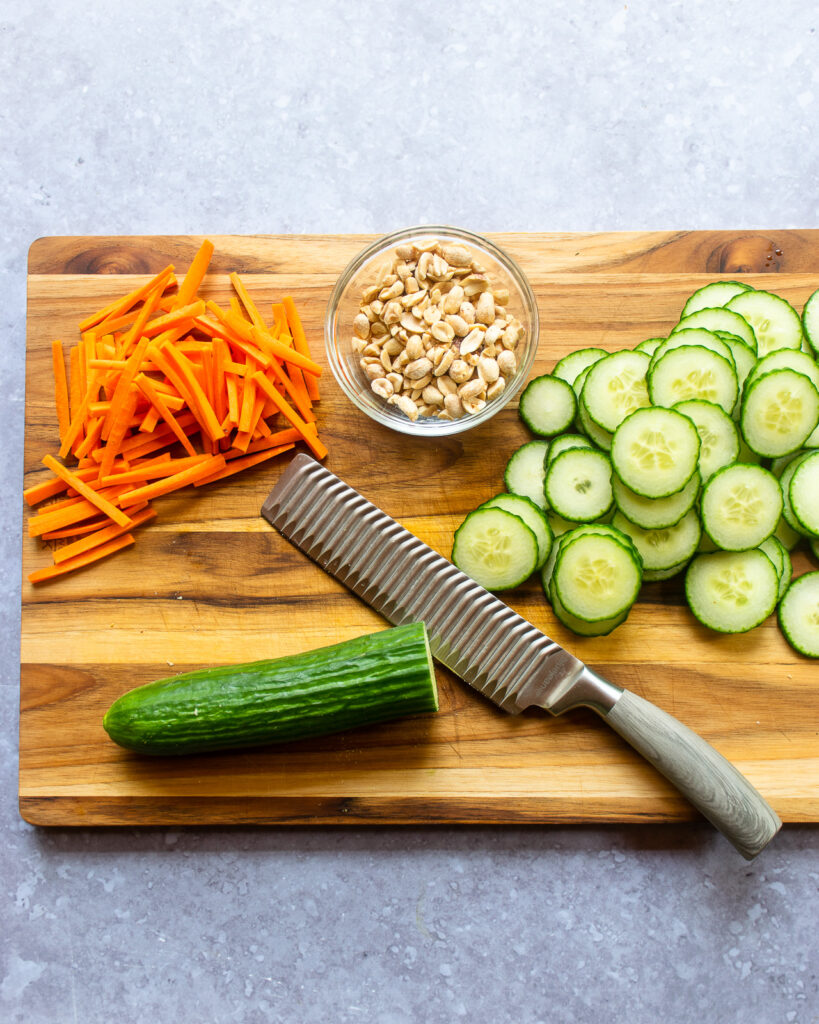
238,427,303,456
141,300,205,338
238,358,257,434
225,373,240,427
68,346,82,421
99,387,139,478
73,415,105,460
229,272,266,330
134,375,198,457
29,534,135,584
53,508,156,564
29,497,111,537
40,517,110,540
283,296,320,400
51,340,71,441
252,372,327,460
79,265,175,333
23,464,102,507
194,443,295,486
117,455,226,506
173,239,214,309
59,371,100,459
150,342,225,441
42,454,132,527
100,453,209,487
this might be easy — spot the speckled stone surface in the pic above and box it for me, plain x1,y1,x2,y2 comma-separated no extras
2,2,818,1021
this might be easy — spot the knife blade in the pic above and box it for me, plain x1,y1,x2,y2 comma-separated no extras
262,454,781,859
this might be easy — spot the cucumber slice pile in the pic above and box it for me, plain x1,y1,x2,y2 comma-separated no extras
450,278,819,655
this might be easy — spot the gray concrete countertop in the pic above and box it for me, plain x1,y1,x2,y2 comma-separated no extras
2,2,817,1021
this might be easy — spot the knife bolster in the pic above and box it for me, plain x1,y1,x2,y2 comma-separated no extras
547,665,623,715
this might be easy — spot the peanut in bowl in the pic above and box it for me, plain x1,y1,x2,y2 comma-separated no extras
324,226,539,437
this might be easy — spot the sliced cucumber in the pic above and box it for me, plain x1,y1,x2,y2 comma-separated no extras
553,348,608,386
774,513,803,552
779,452,812,536
519,375,577,437
452,507,538,591
727,290,804,356
612,469,700,530
744,348,819,396
635,337,664,356
673,307,757,352
650,328,736,373
740,368,819,457
481,493,554,570
686,550,779,634
714,331,758,404
681,280,752,318
550,589,629,636
642,561,690,583
552,531,642,622
580,350,651,432
648,345,738,415
803,288,819,357
778,572,819,657
610,406,700,499
788,450,819,536
504,440,550,510
546,433,593,464
544,448,613,523
700,463,782,551
612,508,701,571
759,535,791,603
576,396,614,450
672,399,739,483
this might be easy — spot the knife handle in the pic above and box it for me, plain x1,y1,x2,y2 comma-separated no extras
575,670,781,859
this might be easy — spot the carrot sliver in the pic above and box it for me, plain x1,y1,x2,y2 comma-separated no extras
52,507,156,564
252,372,327,460
59,370,100,459
51,340,71,441
194,443,295,486
238,427,303,456
23,463,102,507
40,517,110,540
153,342,225,441
134,375,198,457
100,453,210,487
42,454,132,527
173,239,214,309
79,265,175,333
28,534,135,584
283,296,320,400
73,415,105,460
141,299,205,338
117,455,227,506
229,272,266,330
99,386,139,479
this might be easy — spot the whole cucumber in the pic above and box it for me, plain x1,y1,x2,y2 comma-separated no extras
103,621,437,755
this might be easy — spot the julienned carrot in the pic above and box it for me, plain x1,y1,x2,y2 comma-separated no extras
40,517,110,540
23,463,101,507
52,340,71,441
194,443,295,486
134,374,198,458
52,507,156,564
99,386,139,479
283,295,320,401
173,239,214,309
253,372,327,460
79,265,175,332
157,342,225,441
117,455,226,506
42,454,132,528
100,453,209,487
230,272,266,330
238,427,303,456
141,300,206,338
29,534,136,584
59,371,100,459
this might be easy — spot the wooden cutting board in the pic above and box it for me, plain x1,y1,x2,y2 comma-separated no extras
20,231,819,827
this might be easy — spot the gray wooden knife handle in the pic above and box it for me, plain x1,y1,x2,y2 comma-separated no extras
600,687,781,859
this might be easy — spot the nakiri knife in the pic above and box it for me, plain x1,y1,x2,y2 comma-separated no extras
261,454,781,859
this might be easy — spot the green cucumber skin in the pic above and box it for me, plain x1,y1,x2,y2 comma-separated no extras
103,622,438,755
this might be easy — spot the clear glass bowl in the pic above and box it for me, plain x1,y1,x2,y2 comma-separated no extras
325,225,539,437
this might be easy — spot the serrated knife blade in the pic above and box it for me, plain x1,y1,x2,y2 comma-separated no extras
262,454,780,859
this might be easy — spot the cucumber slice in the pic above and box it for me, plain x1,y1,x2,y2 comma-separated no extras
610,406,700,499
544,448,613,523
714,331,758,403
758,535,791,603
673,307,757,352
803,288,819,357
700,463,782,551
504,440,550,510
778,572,819,657
553,348,607,386
452,507,538,591
744,348,819,396
555,522,643,568
727,290,804,356
642,561,690,582
552,531,641,622
550,589,629,636
686,550,779,634
576,398,614,450
648,345,738,415
740,368,819,457
612,469,700,530
580,350,651,432
519,375,577,437
681,281,753,318
481,493,554,569
774,513,803,552
612,508,701,571
546,433,593,464
672,399,740,483
788,450,819,536
635,337,664,356
779,452,812,536
650,328,736,374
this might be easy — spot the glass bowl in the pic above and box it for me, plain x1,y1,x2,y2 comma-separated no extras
325,225,539,437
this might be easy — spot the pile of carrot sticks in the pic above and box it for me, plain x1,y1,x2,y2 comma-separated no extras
25,239,325,584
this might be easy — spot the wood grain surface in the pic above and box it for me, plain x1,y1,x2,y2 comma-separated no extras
21,231,819,827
